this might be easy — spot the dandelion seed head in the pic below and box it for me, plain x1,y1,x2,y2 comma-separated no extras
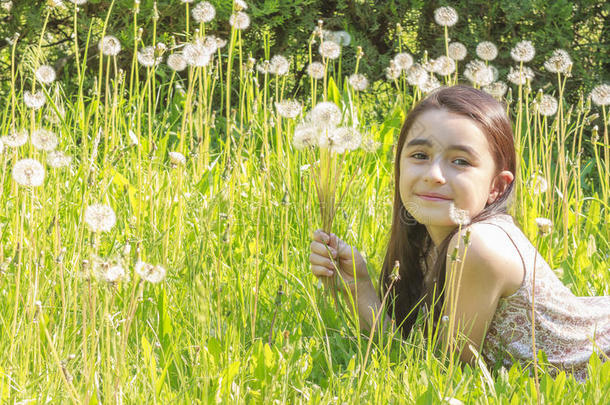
135,261,167,283
510,40,535,62
535,217,552,235
448,42,467,60
307,62,325,80
590,84,610,107
1,1,13,11
537,94,558,116
84,204,116,233
507,65,535,85
423,58,437,73
128,130,139,146
229,11,250,30
405,64,428,87
234,0,247,11
293,122,319,149
434,6,458,27
464,60,494,86
449,203,471,226
482,81,508,99
433,55,456,76
348,73,368,91
319,40,341,59
35,65,56,84
47,150,72,168
275,99,302,119
544,49,572,74
360,138,381,153
99,35,121,56
256,60,271,74
1,129,28,148
323,126,361,154
12,158,45,187
192,1,215,23
528,174,548,195
420,75,441,94
169,151,186,166
69,0,87,5
393,52,413,71
333,30,351,46
93,257,127,283
24,90,46,110
137,46,162,67
167,53,187,71
385,63,401,81
183,41,211,67
476,41,498,61
308,101,342,130
269,55,290,75
31,128,58,151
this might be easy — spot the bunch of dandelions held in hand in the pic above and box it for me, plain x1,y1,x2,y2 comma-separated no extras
292,100,365,303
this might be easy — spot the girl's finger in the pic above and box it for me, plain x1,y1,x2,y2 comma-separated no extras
310,240,337,257
311,264,334,277
313,229,330,243
309,253,335,269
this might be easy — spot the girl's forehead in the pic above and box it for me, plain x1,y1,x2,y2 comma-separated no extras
405,109,489,149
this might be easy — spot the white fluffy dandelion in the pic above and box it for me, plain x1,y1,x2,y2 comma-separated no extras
323,127,361,154
47,150,72,168
536,94,558,116
35,65,56,84
183,40,211,67
84,204,116,233
12,158,45,187
234,0,247,11
507,65,535,85
434,6,458,27
137,46,162,67
99,35,121,56
307,62,325,79
510,40,535,63
348,73,369,91
275,100,302,119
420,75,441,94
528,174,548,195
483,81,508,98
192,1,215,23
293,122,319,149
24,90,46,110
433,55,456,76
464,60,494,86
229,11,250,30
544,49,572,74
135,261,167,283
333,30,351,46
589,84,610,107
476,41,498,61
308,101,342,130
448,42,467,60
269,55,289,75
393,52,413,71
319,41,341,59
169,151,186,166
167,53,187,71
385,62,401,81
94,258,127,283
31,128,58,151
406,64,428,87
535,217,552,235
2,129,28,148
449,203,471,226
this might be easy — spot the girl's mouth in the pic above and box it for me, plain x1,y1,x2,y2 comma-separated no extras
416,194,452,202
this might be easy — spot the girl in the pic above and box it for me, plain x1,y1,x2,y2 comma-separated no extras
309,85,610,381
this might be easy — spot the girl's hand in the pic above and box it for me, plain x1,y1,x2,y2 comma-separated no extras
309,229,372,293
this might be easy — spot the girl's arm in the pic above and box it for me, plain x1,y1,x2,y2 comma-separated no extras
441,223,525,363
345,279,393,334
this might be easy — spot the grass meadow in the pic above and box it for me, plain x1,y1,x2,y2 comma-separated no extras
0,1,609,403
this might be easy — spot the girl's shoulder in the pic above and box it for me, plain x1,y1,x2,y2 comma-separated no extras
449,215,525,297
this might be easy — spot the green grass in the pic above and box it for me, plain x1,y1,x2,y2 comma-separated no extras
0,2,609,403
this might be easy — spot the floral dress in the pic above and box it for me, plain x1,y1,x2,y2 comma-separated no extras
479,214,610,381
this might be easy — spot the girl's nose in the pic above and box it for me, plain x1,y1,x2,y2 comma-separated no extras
423,159,446,184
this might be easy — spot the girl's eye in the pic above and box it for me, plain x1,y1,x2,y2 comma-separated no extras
410,152,428,160
453,158,470,166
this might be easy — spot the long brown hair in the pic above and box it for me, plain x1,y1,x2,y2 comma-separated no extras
378,85,517,338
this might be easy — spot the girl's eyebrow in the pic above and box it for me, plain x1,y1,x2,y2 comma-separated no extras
405,138,480,159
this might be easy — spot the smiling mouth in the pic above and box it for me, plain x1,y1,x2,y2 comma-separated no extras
416,194,452,202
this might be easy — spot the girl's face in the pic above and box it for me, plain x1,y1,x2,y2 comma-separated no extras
399,108,513,244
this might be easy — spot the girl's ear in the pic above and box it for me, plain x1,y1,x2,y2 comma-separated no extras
487,170,514,205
